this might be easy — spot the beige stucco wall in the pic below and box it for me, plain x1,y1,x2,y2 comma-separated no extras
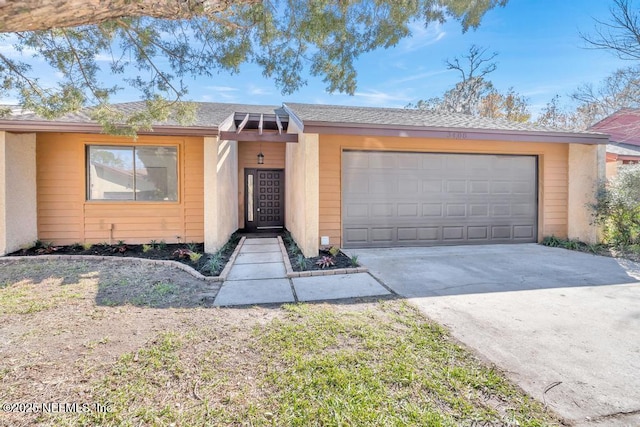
568,143,606,244
0,132,38,255
285,130,319,257
204,136,239,253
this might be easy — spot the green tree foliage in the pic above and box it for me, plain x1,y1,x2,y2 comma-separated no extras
592,164,640,245
0,0,508,132
407,44,530,122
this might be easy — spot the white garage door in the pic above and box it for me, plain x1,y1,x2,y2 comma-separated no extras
342,151,538,248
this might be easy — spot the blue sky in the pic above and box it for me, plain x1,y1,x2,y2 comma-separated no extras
174,0,630,116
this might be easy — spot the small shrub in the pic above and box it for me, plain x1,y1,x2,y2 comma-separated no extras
350,254,359,267
562,239,581,250
35,241,58,254
186,242,198,252
288,242,299,256
158,240,168,250
591,164,640,246
142,244,153,253
541,235,562,247
328,246,340,257
113,242,128,253
173,248,192,259
295,254,308,271
82,242,93,251
203,254,222,274
149,239,158,249
70,242,83,250
189,252,203,263
316,255,335,269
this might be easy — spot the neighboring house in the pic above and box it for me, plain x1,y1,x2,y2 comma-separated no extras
590,109,640,178
0,101,607,257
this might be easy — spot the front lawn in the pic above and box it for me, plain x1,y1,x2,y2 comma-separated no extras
0,259,562,426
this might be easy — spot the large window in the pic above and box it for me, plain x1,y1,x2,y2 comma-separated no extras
87,145,178,201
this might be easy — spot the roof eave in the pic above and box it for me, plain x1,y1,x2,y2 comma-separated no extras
300,121,609,144
0,120,219,136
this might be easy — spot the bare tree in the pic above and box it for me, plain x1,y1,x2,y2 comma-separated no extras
409,45,530,121
571,66,640,124
581,0,640,60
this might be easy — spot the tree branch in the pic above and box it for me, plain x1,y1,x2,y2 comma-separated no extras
0,0,259,32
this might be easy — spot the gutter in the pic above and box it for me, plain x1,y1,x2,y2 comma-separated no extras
0,120,219,137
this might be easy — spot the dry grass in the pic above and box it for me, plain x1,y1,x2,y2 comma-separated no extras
0,259,563,427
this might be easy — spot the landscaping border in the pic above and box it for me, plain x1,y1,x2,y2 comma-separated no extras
0,236,246,282
277,236,368,278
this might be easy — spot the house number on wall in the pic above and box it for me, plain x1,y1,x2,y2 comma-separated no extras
448,132,468,139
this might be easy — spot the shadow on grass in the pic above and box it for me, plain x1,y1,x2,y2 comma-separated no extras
0,257,219,309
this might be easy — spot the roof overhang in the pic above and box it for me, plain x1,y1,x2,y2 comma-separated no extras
0,120,219,136
299,122,609,145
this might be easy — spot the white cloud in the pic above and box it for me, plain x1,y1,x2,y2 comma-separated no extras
248,85,272,96
388,69,449,85
350,89,412,107
400,21,446,53
205,85,239,92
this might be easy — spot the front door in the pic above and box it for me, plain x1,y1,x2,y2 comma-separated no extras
244,168,285,232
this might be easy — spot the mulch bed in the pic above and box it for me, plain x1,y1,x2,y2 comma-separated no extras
7,236,241,277
282,234,357,272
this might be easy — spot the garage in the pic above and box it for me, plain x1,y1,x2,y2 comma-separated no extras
342,150,538,248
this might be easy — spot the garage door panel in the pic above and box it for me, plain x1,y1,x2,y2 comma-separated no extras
342,151,538,248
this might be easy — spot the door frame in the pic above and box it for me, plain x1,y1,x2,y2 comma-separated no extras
244,168,285,232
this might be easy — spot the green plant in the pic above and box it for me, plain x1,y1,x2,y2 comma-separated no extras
562,239,581,250
186,242,199,252
316,255,335,269
328,246,340,257
82,242,93,251
70,242,83,250
295,254,308,271
142,244,153,253
113,241,128,253
35,241,58,254
202,254,222,274
189,252,203,263
288,242,299,255
149,239,158,249
541,235,562,247
349,254,359,267
158,240,168,250
591,164,640,246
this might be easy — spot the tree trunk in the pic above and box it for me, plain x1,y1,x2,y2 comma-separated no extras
0,0,258,32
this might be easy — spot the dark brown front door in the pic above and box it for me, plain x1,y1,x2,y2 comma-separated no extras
244,168,285,231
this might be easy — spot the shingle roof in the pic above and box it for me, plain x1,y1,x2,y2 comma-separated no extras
283,102,604,135
2,101,281,128
607,142,640,157
1,100,608,141
590,109,640,145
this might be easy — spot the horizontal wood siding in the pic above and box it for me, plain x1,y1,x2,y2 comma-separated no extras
36,133,204,245
237,141,286,229
318,135,569,247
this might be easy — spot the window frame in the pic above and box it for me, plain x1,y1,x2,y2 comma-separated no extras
85,144,180,203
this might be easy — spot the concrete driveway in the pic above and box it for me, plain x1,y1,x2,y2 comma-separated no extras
351,244,640,426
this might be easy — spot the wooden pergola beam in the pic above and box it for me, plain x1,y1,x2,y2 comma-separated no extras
275,113,283,135
258,113,264,135
236,113,250,134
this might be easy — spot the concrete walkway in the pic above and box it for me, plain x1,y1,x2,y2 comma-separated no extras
213,237,390,306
